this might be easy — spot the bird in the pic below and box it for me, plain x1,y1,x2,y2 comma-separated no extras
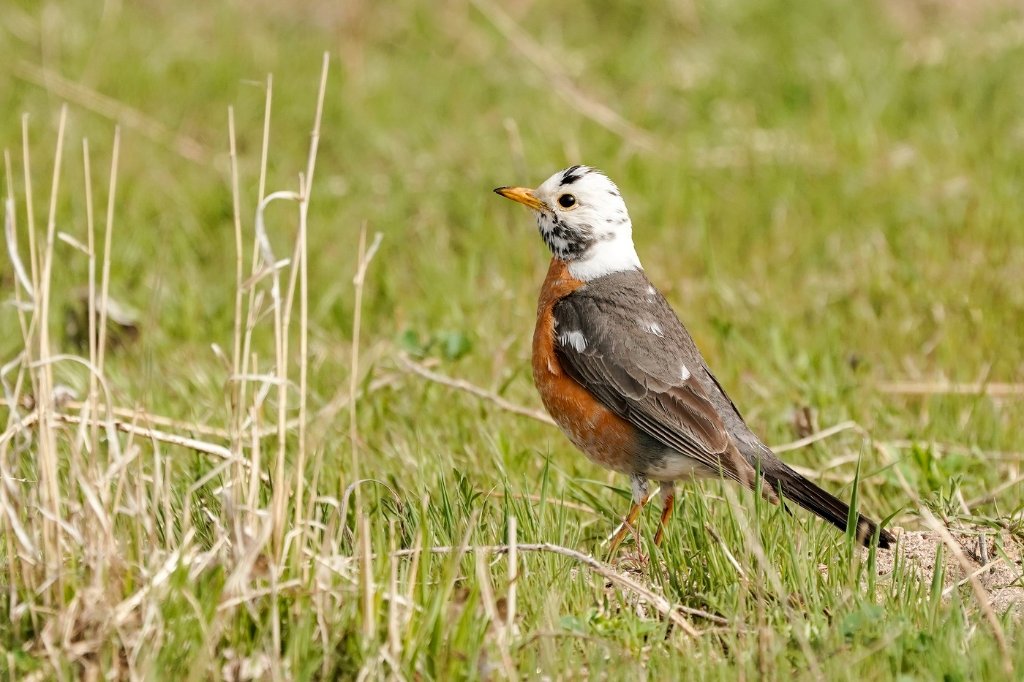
494,165,894,552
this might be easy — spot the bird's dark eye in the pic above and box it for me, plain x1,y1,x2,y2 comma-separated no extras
557,194,577,208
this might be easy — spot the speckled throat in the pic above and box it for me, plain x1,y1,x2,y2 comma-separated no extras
537,213,596,261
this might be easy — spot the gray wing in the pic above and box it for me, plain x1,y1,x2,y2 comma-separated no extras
551,272,895,548
552,290,750,484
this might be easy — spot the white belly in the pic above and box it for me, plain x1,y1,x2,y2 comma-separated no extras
644,454,715,482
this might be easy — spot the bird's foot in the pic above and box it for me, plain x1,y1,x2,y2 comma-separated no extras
614,544,649,572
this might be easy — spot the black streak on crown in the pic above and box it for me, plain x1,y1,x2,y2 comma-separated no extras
560,165,586,186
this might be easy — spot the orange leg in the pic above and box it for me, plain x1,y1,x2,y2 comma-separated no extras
608,497,648,554
653,488,675,547
607,475,651,555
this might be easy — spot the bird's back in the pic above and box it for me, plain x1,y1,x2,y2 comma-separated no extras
555,269,894,546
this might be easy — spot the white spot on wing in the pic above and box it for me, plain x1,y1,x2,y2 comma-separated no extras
643,320,664,337
647,286,656,296
680,364,691,381
558,330,587,352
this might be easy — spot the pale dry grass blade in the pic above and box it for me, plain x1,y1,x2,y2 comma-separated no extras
13,61,208,163
877,381,1024,398
227,107,245,506
506,515,517,633
359,513,375,641
967,472,1024,507
876,442,1014,676
397,354,555,425
35,104,69,598
475,548,517,678
469,0,660,152
20,115,40,295
45,408,243,464
250,187,301,557
97,127,120,384
719,485,824,679
236,75,273,543
291,53,330,559
4,195,34,297
347,225,384,515
771,420,861,454
390,541,718,634
81,139,100,469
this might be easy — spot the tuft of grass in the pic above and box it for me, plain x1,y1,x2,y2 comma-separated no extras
1,0,1023,679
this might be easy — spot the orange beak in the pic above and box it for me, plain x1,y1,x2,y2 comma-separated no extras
493,186,546,211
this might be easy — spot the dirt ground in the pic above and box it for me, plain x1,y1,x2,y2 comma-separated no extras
873,527,1024,616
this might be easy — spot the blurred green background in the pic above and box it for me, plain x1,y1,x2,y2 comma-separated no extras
3,0,1021,487
2,0,1023,678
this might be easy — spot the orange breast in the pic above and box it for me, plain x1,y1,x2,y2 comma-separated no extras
532,258,638,474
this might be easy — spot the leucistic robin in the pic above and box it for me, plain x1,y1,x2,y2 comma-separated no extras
494,165,894,551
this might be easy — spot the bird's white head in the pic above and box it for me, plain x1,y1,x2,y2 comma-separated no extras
494,165,642,281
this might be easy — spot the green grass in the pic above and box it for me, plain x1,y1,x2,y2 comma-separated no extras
1,0,1023,679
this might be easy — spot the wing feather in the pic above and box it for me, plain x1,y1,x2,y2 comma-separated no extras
553,293,747,483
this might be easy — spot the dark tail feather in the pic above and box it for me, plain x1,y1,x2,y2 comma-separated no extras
766,465,894,548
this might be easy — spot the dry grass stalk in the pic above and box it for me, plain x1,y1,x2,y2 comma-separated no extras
2,151,32,621
772,420,860,453
359,513,375,641
347,224,384,518
468,0,660,152
877,381,1024,398
4,183,33,298
506,515,518,633
291,53,330,559
475,547,517,678
38,408,244,465
399,356,872,465
97,127,121,387
228,106,246,519
942,557,1007,599
13,60,208,163
386,520,402,665
235,75,273,549
389,541,721,633
876,443,1014,675
967,472,1024,507
81,138,100,493
397,354,555,425
19,115,40,293
720,485,824,679
0,54,376,678
35,104,69,600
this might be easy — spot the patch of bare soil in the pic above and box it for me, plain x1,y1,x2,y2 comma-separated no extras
872,528,1024,616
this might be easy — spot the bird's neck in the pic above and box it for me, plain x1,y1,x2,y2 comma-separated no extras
567,232,642,282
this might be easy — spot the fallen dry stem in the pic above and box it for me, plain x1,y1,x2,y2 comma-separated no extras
942,557,1007,599
877,443,1014,676
290,53,330,554
469,0,659,152
388,542,723,633
399,358,869,459
482,490,599,517
877,381,1024,398
772,420,861,453
966,472,1024,507
39,409,249,467
13,62,207,163
397,355,554,425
